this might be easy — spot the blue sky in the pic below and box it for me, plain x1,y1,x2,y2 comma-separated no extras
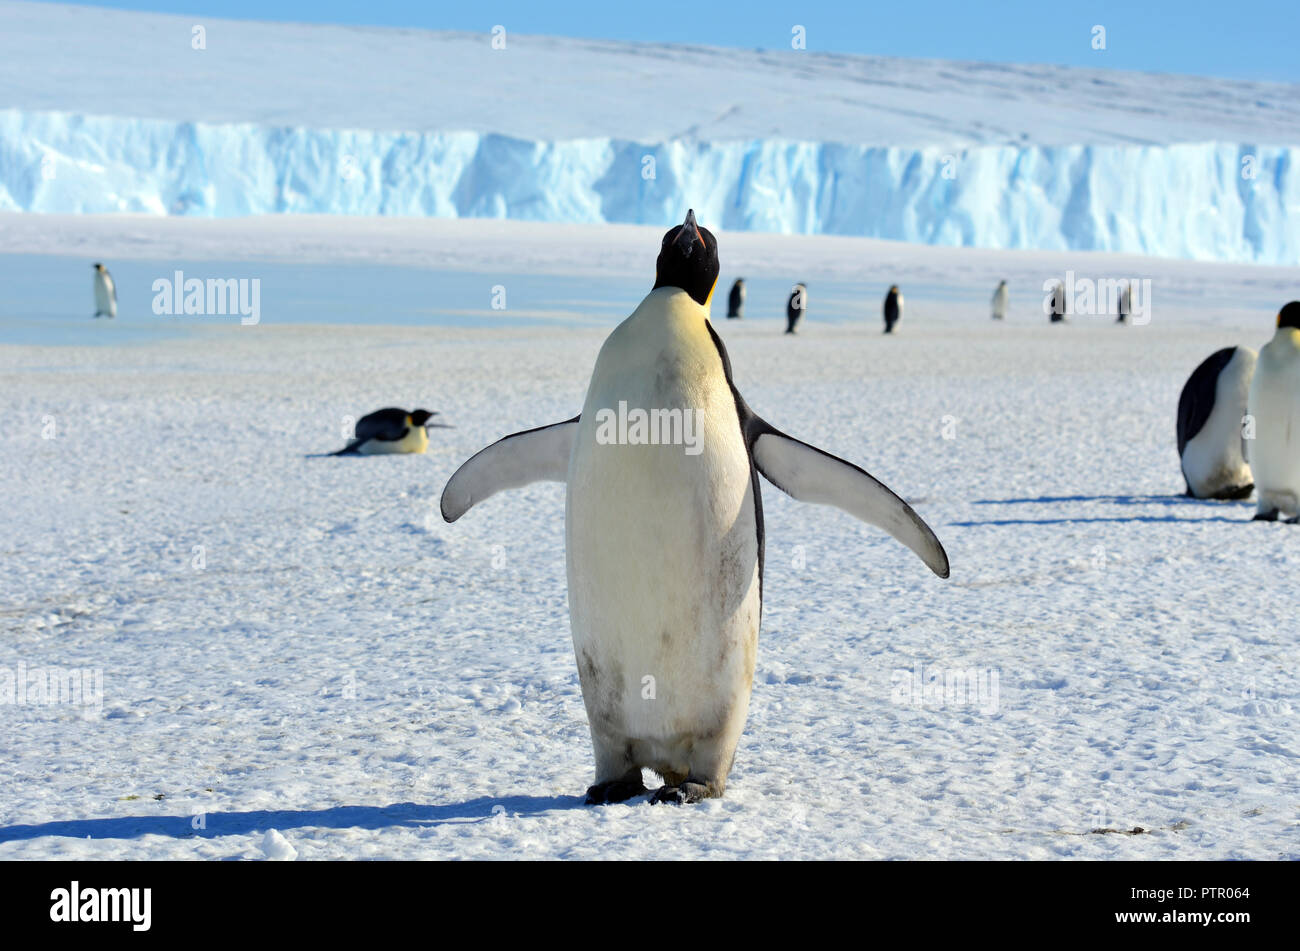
64,0,1300,82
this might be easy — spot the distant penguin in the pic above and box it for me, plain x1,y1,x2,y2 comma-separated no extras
332,408,449,455
991,280,1008,321
1117,282,1131,324
785,283,806,334
1049,281,1066,323
92,263,116,319
883,285,902,334
440,209,948,805
1247,302,1300,521
1177,347,1256,499
726,278,745,319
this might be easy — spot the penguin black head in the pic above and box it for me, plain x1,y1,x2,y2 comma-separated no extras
410,409,438,427
653,209,719,308
1277,301,1300,330
92,263,103,271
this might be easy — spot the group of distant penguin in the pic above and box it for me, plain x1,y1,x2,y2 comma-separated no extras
723,277,1039,332
724,278,904,333
1177,302,1300,521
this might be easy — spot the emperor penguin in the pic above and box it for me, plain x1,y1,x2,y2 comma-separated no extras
332,407,449,455
441,210,949,805
1177,347,1256,499
92,263,116,319
883,285,902,333
1117,281,1131,324
726,278,745,319
1247,302,1300,521
1049,281,1066,323
785,283,806,334
991,280,1008,321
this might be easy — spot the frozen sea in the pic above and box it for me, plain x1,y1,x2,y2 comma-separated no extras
1,215,1297,860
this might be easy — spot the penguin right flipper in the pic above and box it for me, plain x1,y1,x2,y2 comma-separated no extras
749,427,950,578
441,416,579,522
1177,348,1235,456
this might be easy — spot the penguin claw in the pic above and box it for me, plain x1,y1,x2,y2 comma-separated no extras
1253,510,1280,522
584,779,647,806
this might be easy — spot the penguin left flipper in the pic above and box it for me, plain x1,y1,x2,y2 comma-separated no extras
441,416,579,522
749,426,950,578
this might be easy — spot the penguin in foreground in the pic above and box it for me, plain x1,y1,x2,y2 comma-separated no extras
1247,302,1300,521
726,278,745,319
1177,347,1256,499
883,285,902,333
441,210,949,805
332,408,449,455
991,280,1008,321
92,263,116,319
785,283,806,334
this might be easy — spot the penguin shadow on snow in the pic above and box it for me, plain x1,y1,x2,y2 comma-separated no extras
954,493,1257,527
0,795,587,846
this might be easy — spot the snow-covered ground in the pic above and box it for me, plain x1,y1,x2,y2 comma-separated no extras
1,216,1298,859
1,3,1298,261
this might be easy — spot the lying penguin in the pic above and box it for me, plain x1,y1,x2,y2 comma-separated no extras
442,209,948,805
332,408,449,455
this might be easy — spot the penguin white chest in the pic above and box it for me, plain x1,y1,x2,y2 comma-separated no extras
358,424,428,454
565,289,760,774
1183,349,1255,497
1248,329,1300,514
93,272,116,317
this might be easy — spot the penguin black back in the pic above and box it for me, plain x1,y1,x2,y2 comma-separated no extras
653,209,719,307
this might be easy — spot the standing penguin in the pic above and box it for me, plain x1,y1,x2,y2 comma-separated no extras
441,210,948,805
726,278,745,319
1117,281,1131,324
991,280,1008,321
1247,302,1300,521
785,283,806,334
1049,281,1066,323
1177,347,1256,499
92,263,116,319
883,285,902,333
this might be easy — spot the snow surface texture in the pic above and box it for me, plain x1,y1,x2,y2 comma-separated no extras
1,218,1298,859
1,2,1298,263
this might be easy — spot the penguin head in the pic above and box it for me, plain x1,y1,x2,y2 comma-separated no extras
653,209,719,308
410,409,438,427
92,263,103,271
1277,301,1300,330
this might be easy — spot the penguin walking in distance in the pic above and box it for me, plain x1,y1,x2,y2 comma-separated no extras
1117,281,1131,324
441,210,949,805
332,408,450,455
1247,302,1300,521
883,285,902,333
785,283,807,334
726,278,745,319
991,280,1008,321
92,263,116,319
1177,347,1256,499
1049,281,1066,323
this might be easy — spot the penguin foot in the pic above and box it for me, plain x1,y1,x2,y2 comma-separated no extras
584,779,647,805
1285,515,1300,525
1253,510,1279,522
650,781,713,805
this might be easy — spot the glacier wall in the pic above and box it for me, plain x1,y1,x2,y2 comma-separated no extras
1,109,1296,265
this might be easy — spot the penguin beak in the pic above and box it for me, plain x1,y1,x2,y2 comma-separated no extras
671,209,704,257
